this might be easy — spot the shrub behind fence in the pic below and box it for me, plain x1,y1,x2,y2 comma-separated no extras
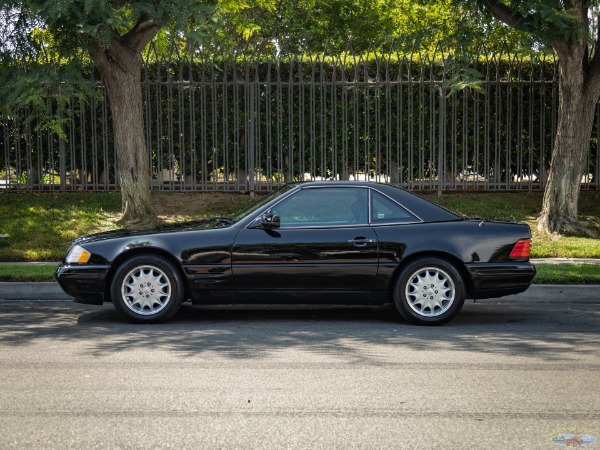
1,47,598,192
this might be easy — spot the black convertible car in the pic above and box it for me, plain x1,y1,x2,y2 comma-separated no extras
55,182,535,325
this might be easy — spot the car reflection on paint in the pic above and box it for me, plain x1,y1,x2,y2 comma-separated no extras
55,181,536,325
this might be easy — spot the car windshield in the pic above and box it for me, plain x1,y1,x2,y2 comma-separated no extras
229,184,295,223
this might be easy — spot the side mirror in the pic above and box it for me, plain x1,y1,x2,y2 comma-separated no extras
260,213,280,229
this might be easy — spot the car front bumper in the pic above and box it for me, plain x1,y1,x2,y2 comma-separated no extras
466,261,536,299
55,264,111,305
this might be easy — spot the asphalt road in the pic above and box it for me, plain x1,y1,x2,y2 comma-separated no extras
0,300,599,449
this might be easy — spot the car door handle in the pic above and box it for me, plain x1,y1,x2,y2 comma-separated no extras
348,237,376,247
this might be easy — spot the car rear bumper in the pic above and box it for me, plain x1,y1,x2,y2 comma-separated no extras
465,261,536,299
55,264,110,305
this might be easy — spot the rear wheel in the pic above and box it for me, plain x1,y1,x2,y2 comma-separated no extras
110,254,184,323
393,257,465,325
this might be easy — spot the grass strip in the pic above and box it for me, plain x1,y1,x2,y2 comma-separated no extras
0,264,57,282
0,263,598,284
533,264,600,285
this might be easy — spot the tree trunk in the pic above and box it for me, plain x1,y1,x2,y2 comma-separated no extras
89,37,157,228
482,1,600,237
538,51,597,236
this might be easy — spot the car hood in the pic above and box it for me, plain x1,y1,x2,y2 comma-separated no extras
74,218,228,245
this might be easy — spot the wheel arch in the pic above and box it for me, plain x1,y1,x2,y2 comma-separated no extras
388,251,473,299
104,248,189,303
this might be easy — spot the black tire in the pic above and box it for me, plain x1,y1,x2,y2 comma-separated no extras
393,257,465,325
110,254,185,323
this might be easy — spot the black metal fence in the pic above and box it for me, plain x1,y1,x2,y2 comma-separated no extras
2,47,599,192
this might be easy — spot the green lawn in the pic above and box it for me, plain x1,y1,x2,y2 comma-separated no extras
0,190,599,283
533,264,600,284
0,191,254,261
0,264,58,282
0,192,123,261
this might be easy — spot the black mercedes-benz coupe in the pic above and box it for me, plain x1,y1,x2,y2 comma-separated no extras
55,182,535,325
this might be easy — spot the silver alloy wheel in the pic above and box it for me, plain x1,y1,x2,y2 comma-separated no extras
121,265,171,316
405,266,455,317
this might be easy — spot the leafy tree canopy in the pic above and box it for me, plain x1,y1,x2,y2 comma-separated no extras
194,0,536,56
0,0,212,117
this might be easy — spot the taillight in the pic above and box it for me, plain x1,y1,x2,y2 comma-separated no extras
510,239,532,259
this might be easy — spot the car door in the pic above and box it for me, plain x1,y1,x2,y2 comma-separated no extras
231,186,378,294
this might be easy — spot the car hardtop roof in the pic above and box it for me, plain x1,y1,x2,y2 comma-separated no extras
295,180,379,187
293,180,402,192
290,181,462,222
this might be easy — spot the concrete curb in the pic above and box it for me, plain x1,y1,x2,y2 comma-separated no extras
0,282,598,303
0,282,69,300
472,284,600,304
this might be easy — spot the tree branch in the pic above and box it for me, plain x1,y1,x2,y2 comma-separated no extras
109,0,128,9
478,0,535,33
122,14,160,53
587,27,600,96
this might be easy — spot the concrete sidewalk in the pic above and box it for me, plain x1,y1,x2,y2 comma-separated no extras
0,281,598,303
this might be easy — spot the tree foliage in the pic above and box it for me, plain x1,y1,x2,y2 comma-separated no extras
188,0,534,56
1,0,581,232
1,0,216,226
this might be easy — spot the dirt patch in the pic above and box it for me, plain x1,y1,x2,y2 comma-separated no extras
151,191,258,222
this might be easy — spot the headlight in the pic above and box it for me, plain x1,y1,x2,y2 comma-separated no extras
66,245,91,264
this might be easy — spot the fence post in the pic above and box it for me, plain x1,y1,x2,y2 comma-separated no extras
59,105,67,191
438,85,446,196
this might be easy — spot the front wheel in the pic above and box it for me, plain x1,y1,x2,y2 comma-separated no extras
110,255,185,323
393,258,465,325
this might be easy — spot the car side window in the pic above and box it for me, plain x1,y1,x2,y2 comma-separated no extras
273,187,368,227
371,191,417,224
